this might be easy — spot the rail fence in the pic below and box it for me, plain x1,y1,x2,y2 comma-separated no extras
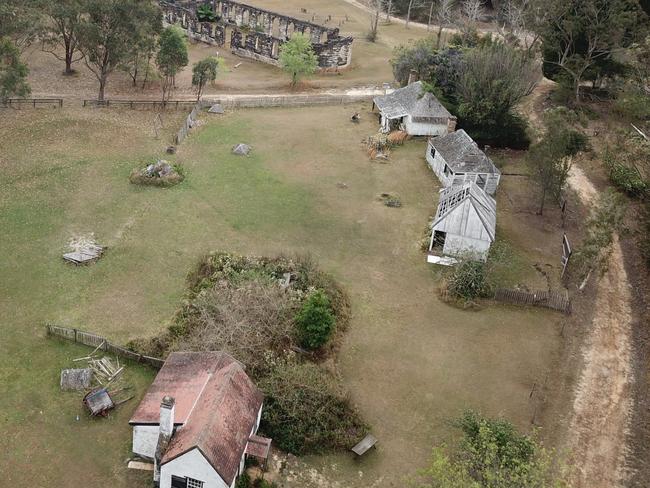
207,93,373,109
494,289,571,314
2,98,63,108
82,99,198,110
46,324,165,369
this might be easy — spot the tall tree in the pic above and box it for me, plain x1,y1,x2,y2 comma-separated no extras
538,0,647,102
405,0,426,28
0,37,31,102
77,0,162,101
192,57,220,101
368,0,385,42
156,26,189,102
278,34,318,88
432,0,456,46
42,0,84,75
496,0,547,56
0,0,44,52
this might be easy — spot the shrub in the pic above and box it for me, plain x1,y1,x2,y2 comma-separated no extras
463,112,531,150
295,291,336,350
235,472,250,488
259,359,366,455
447,260,492,301
606,156,647,197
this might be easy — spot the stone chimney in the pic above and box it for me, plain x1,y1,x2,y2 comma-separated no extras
447,116,458,133
407,69,419,85
154,396,175,485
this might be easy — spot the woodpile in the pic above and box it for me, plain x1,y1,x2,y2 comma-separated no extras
387,130,409,145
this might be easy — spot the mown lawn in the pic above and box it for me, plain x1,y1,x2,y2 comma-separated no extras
0,105,566,487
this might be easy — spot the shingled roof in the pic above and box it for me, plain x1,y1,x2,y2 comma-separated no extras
373,81,452,121
130,352,263,486
429,129,500,175
433,181,496,242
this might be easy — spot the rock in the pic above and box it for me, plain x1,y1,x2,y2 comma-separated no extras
166,146,176,154
232,143,251,156
208,103,224,114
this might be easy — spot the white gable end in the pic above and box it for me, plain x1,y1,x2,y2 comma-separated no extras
160,448,229,488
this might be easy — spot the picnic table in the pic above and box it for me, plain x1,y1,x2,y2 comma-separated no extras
351,434,377,456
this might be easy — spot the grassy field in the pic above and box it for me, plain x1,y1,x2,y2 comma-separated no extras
23,0,441,99
0,104,567,487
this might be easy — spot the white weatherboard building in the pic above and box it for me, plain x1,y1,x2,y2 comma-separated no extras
129,352,271,488
372,81,457,136
428,181,496,262
427,129,501,195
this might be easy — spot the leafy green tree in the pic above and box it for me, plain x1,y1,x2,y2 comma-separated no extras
42,0,84,74
0,0,44,51
192,57,220,101
0,37,30,102
537,0,648,102
528,110,587,214
278,34,318,88
295,290,335,350
391,37,439,86
77,0,162,101
156,26,189,102
413,411,567,488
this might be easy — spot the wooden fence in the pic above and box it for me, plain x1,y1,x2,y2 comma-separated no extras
175,101,203,145
82,99,197,110
2,98,63,108
46,324,165,369
208,93,373,109
494,289,571,314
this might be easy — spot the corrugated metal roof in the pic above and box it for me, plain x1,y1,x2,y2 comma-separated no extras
429,129,500,175
432,181,496,241
373,81,452,120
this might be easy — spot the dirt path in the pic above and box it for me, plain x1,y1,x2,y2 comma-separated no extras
566,163,634,488
521,79,635,487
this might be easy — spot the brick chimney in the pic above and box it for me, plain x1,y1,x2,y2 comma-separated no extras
447,116,458,133
407,69,419,85
154,396,175,484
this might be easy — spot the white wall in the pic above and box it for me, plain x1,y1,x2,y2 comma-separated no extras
405,117,448,137
443,234,490,261
426,144,452,186
160,448,229,488
133,425,161,460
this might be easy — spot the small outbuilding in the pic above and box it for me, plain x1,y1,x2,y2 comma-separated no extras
428,181,496,262
130,351,269,488
372,81,457,137
426,129,501,195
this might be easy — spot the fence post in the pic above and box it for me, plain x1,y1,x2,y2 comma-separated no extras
73,328,78,343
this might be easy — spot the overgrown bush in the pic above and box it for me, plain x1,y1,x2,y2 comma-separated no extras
572,190,626,281
259,359,366,455
605,155,647,197
129,160,185,187
127,252,361,456
463,112,531,150
446,260,492,301
296,291,335,350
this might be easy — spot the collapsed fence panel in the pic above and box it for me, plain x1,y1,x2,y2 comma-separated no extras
46,324,165,369
494,289,571,314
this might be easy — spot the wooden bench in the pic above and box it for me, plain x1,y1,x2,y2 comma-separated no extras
351,434,377,456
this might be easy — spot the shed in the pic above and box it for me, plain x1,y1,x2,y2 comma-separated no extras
60,368,93,391
426,129,501,195
372,81,456,137
428,181,496,262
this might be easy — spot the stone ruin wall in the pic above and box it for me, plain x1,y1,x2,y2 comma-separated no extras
160,0,353,70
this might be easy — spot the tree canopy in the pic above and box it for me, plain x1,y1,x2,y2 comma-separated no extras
278,34,318,88
0,37,30,102
77,0,161,101
156,26,189,101
192,56,220,101
413,411,567,488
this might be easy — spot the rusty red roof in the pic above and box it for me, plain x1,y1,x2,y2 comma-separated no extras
131,351,264,486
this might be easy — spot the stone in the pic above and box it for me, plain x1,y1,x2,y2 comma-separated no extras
166,146,176,154
232,143,251,156
208,104,225,114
